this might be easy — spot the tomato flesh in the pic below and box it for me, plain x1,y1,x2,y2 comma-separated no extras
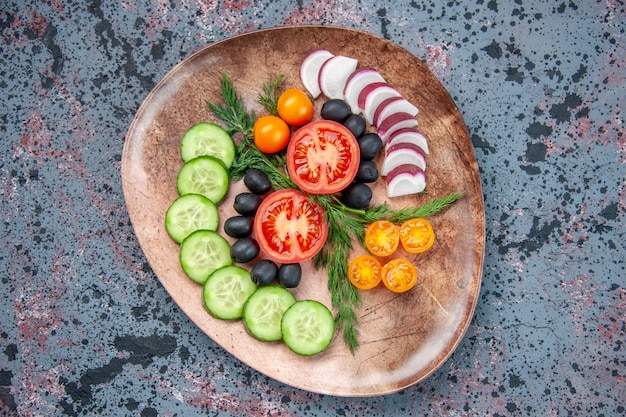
287,120,359,194
348,255,382,290
381,258,418,293
400,218,435,254
254,189,328,264
365,220,400,257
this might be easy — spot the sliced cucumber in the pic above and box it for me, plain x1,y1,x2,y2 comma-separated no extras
281,300,335,356
180,122,236,168
243,286,296,342
176,156,229,204
203,265,257,320
179,229,232,284
165,193,219,243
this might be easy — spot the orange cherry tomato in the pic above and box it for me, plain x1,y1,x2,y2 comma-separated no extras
364,220,399,257
381,258,418,293
348,255,382,290
277,88,314,126
399,218,435,254
253,115,291,154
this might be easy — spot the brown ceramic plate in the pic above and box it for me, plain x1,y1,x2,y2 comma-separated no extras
122,26,484,396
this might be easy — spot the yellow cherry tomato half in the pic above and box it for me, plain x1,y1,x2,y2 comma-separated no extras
254,115,291,154
277,88,314,126
381,258,418,293
399,218,435,254
348,255,382,290
365,220,400,257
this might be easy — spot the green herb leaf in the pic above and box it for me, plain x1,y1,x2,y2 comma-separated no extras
366,191,466,223
206,74,255,138
257,75,285,116
207,74,296,188
314,197,363,353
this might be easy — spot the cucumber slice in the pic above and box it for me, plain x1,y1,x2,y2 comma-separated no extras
203,265,257,320
180,230,232,284
165,193,219,243
281,300,335,356
180,122,236,168
176,156,229,204
243,286,296,342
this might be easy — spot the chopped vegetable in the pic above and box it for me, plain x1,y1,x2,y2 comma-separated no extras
299,50,333,98
180,122,236,168
372,96,419,128
165,193,219,243
176,156,230,204
318,55,358,100
364,220,400,257
243,286,296,341
381,258,418,293
386,164,427,198
343,67,386,114
286,120,360,194
348,255,382,290
381,142,427,176
399,218,435,254
180,230,232,284
281,300,335,356
254,189,328,264
203,265,257,319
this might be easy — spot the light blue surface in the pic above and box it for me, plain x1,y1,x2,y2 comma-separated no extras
1,1,624,415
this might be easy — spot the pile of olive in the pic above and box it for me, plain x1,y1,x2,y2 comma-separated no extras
224,168,303,288
320,99,383,210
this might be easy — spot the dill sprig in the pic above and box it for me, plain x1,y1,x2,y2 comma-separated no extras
206,74,255,138
257,75,285,116
314,195,364,353
207,74,295,188
365,191,466,223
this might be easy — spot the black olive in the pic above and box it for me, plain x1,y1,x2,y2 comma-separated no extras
250,259,278,286
244,168,272,195
233,192,263,216
278,263,302,288
343,114,366,138
223,216,254,238
340,182,373,209
320,99,351,122
355,160,379,183
357,133,383,160
230,238,260,263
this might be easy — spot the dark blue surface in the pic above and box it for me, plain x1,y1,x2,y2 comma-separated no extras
1,1,624,415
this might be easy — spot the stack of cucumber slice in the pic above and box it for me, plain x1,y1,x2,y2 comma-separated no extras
166,122,235,285
164,122,335,356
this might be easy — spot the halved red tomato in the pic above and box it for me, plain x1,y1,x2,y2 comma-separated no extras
286,120,360,194
253,189,328,264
